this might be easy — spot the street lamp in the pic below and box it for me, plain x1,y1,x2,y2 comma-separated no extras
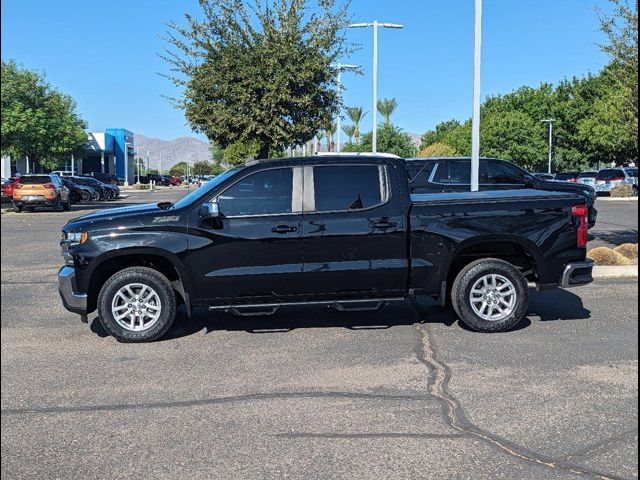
541,119,556,174
331,63,359,153
470,0,483,192
349,21,403,154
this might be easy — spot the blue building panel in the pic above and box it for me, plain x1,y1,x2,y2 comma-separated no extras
106,128,134,181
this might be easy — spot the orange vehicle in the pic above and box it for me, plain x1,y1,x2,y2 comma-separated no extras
12,174,71,212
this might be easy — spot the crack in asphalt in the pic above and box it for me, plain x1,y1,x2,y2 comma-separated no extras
274,432,470,440
415,324,630,480
564,428,639,462
1,390,430,416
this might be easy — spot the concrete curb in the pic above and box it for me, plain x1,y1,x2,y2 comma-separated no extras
593,265,639,279
596,196,638,202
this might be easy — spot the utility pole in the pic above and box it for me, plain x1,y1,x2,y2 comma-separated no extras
470,0,483,192
349,21,403,154
331,63,359,154
541,119,556,174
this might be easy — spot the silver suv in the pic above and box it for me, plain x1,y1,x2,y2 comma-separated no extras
595,168,638,196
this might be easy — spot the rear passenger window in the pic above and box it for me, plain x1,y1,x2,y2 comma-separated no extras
313,165,386,212
484,161,526,184
434,161,471,184
407,161,436,187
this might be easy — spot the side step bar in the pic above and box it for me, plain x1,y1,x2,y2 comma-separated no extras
209,298,405,317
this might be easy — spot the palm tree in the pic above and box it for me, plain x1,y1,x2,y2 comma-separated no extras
347,107,367,145
324,123,337,152
377,98,398,127
342,124,356,144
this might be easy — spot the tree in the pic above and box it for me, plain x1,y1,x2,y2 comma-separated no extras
377,98,398,126
169,162,188,177
342,124,356,144
1,60,87,171
344,124,417,158
420,119,462,151
210,142,225,163
417,143,458,158
346,107,366,144
325,122,337,152
162,0,351,159
192,160,216,176
598,0,638,151
223,141,260,166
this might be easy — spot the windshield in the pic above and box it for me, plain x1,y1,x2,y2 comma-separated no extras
597,169,624,180
19,175,52,184
555,173,578,181
578,172,597,179
174,168,240,209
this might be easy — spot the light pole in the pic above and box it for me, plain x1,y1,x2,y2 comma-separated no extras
331,63,359,154
349,21,403,154
541,119,555,174
470,0,483,192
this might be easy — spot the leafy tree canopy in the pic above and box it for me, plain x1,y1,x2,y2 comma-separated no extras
162,0,351,159
1,60,87,170
344,124,417,158
417,142,459,158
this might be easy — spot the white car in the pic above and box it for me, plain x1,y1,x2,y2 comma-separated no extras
595,168,638,196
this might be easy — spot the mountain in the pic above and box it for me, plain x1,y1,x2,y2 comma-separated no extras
134,134,211,170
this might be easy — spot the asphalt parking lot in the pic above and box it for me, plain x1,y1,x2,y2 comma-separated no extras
590,199,639,249
1,188,638,479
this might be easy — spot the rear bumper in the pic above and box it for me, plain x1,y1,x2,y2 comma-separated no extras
561,260,594,288
58,266,88,314
13,197,55,206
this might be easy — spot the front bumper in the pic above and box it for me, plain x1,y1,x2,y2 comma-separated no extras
58,266,88,314
561,260,594,288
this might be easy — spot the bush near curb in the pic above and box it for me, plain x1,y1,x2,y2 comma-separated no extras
588,245,639,266
610,184,634,197
614,243,638,261
131,183,150,190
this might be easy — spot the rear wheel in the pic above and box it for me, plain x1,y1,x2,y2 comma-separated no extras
451,258,529,333
90,189,100,201
633,185,638,197
13,203,23,212
97,267,177,342
63,197,71,211
52,196,63,212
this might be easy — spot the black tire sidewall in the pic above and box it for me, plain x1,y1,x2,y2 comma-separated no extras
454,260,529,333
97,267,176,342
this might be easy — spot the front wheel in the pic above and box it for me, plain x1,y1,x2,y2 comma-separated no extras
97,267,177,342
451,258,529,333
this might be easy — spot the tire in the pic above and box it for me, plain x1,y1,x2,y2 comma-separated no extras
81,190,90,202
13,203,22,212
633,185,638,197
63,197,71,211
450,258,529,333
52,196,62,212
97,267,177,342
70,191,80,203
90,189,100,202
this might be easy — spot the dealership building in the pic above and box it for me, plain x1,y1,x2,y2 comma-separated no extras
1,128,136,182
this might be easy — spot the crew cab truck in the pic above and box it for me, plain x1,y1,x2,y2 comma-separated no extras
59,156,594,342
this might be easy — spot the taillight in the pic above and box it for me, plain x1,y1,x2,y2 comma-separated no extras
572,205,588,248
567,178,577,183
43,183,55,189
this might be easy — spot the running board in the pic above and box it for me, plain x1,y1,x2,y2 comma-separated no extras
209,298,405,316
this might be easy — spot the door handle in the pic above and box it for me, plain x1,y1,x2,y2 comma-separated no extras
372,221,398,230
272,224,298,234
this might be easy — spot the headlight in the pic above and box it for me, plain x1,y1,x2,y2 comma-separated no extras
63,231,88,245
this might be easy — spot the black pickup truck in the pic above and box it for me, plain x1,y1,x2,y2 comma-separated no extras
59,155,594,342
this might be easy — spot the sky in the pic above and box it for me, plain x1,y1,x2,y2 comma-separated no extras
1,0,614,142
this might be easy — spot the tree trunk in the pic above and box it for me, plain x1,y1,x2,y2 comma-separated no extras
258,143,270,160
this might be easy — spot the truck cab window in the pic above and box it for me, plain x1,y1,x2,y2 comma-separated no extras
313,165,386,212
485,161,526,184
217,168,294,216
434,160,471,184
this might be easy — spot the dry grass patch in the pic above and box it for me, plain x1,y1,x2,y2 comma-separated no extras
614,243,639,262
587,247,634,266
610,184,634,197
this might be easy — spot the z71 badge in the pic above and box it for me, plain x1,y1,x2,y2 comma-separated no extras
152,216,180,223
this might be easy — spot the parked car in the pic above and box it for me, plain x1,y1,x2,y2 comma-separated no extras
148,174,171,186
59,155,594,342
12,174,70,212
169,176,182,186
51,170,77,178
86,172,120,186
532,173,555,181
553,172,581,183
595,168,639,196
77,176,119,200
577,172,598,188
61,178,89,203
1,177,19,199
405,157,597,228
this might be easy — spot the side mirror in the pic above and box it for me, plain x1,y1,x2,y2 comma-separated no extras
524,174,536,186
198,201,220,218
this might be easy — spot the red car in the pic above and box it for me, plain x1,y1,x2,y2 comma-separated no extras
1,178,19,198
169,176,182,186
